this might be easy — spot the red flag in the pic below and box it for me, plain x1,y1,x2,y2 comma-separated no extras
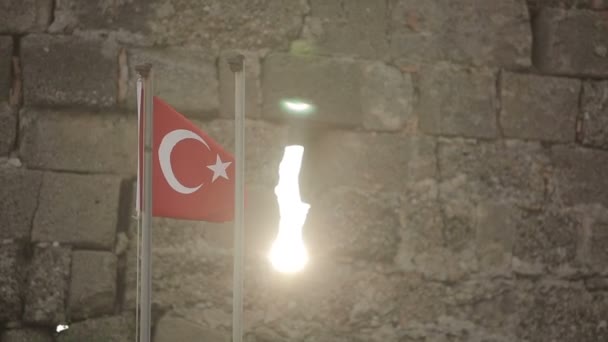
139,96,235,222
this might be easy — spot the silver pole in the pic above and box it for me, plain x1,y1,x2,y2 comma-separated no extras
135,63,153,342
228,54,245,342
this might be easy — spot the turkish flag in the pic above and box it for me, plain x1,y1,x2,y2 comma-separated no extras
138,96,235,222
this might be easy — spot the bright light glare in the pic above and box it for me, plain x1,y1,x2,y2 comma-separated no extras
268,145,310,273
280,99,315,115
56,324,69,333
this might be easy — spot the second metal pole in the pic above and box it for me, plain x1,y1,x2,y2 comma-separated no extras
229,54,246,342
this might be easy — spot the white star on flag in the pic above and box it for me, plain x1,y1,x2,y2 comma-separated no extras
207,154,232,182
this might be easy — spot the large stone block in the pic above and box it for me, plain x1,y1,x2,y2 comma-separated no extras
0,0,52,33
50,0,307,50
0,37,11,102
360,62,414,131
154,315,229,342
1,329,54,342
551,145,608,207
516,281,608,341
0,103,16,155
309,132,436,193
390,0,532,68
68,251,117,320
126,48,218,117
20,109,137,174
0,244,24,322
262,54,362,126
32,173,122,249
305,188,400,262
418,64,498,138
501,72,579,142
23,245,71,325
582,80,608,148
21,34,118,107
303,0,389,59
219,51,261,119
0,168,42,241
56,314,134,342
534,8,608,77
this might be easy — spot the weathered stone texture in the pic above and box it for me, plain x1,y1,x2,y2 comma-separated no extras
0,244,23,322
0,103,16,155
219,51,261,119
262,54,362,126
582,81,608,148
0,168,41,241
21,35,118,107
1,329,54,342
306,188,400,262
418,64,497,138
528,0,608,10
68,251,117,320
0,0,52,33
516,282,608,341
32,173,121,249
501,72,579,142
551,145,608,207
303,0,389,59
390,0,532,67
50,0,307,50
154,315,230,342
127,48,218,116
360,62,414,131
0,37,11,102
56,314,135,342
310,132,436,193
20,110,137,174
23,245,71,325
534,8,608,76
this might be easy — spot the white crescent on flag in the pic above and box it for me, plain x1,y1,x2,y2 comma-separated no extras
158,129,211,194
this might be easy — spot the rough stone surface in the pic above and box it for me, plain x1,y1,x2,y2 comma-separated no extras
21,34,118,107
49,0,307,50
0,103,16,156
56,314,134,342
390,0,532,67
0,37,11,102
516,281,608,341
0,244,23,322
418,64,497,138
534,8,608,77
262,54,362,126
68,251,117,320
501,72,580,142
309,132,436,193
551,145,608,207
154,315,230,342
219,50,261,119
306,188,400,262
0,0,52,33
23,245,71,325
0,329,54,342
0,168,42,241
32,173,121,249
528,0,608,10
582,80,608,148
127,48,218,117
360,62,414,131
20,109,137,174
303,0,389,59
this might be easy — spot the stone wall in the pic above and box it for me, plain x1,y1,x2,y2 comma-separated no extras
1,0,607,341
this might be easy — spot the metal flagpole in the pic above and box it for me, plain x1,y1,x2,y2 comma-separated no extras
228,54,246,342
135,63,153,342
